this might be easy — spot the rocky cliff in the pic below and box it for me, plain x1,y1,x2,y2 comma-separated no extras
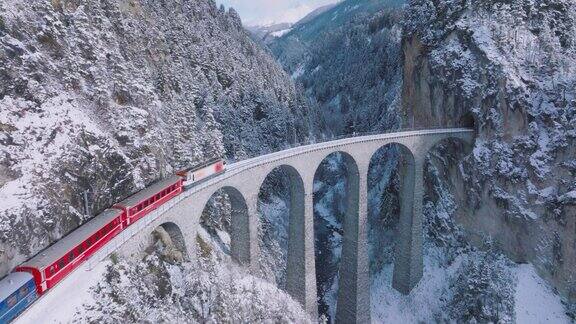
403,0,576,304
0,0,314,277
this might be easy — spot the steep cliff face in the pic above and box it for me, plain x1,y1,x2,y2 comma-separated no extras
402,0,576,302
0,0,314,277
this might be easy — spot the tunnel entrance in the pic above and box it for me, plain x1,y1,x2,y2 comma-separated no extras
459,112,476,130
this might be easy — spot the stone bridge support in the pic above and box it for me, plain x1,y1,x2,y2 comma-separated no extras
392,154,425,294
286,170,318,318
336,156,371,324
226,188,260,270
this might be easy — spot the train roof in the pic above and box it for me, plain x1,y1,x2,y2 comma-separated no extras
178,158,223,173
115,175,181,208
19,209,123,270
0,272,34,301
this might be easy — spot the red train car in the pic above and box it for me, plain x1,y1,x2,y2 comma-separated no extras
15,209,124,294
113,175,183,227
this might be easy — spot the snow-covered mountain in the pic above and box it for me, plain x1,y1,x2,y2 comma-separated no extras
0,0,315,279
247,22,294,44
270,0,405,136
247,3,339,45
293,3,340,27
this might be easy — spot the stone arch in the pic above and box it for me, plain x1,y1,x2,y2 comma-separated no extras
313,151,362,322
367,142,416,288
367,143,420,295
152,222,187,263
256,165,306,287
202,186,252,265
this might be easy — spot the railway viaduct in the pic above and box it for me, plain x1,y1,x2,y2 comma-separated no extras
89,128,474,323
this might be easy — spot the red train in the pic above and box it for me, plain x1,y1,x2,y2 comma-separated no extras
8,160,225,302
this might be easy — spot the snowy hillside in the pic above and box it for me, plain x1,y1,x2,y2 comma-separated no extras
270,0,405,136
78,228,312,323
0,0,315,278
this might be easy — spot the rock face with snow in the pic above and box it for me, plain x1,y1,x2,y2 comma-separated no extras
0,0,315,277
402,0,576,304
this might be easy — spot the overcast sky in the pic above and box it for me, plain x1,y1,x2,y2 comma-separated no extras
216,0,338,26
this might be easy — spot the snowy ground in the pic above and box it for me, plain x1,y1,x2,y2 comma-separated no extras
515,264,572,324
371,249,572,323
15,260,109,323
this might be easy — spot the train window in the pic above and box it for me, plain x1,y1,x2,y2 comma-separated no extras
7,295,17,307
49,265,55,274
69,251,75,260
58,259,65,268
19,285,29,297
